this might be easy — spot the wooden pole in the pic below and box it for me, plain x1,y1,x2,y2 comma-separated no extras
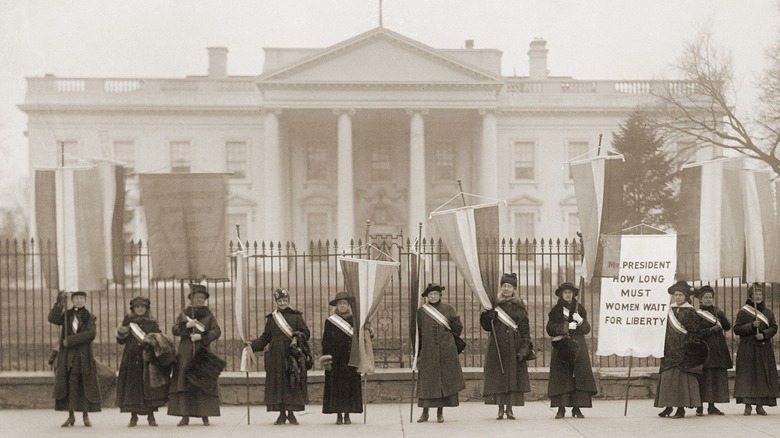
410,222,423,422
236,225,250,425
624,355,633,416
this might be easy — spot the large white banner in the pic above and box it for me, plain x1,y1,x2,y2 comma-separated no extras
596,234,677,358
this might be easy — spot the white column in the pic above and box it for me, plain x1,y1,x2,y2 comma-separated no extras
335,109,356,247
263,109,286,243
407,109,428,237
479,109,498,198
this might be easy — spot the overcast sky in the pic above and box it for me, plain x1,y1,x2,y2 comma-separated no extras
1,0,778,188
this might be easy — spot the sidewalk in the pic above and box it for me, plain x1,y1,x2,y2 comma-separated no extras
3,400,780,438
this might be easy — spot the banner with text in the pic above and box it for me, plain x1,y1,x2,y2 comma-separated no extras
596,234,676,358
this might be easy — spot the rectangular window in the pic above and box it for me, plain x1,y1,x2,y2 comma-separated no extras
433,141,456,182
306,142,328,182
371,142,392,182
113,140,135,172
514,212,536,240
306,212,329,243
225,141,247,179
567,141,590,179
59,140,79,167
170,141,191,173
513,141,535,180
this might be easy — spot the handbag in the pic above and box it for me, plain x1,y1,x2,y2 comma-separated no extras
454,335,467,354
517,341,537,362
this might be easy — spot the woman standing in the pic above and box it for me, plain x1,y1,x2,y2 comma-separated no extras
415,283,465,423
48,291,101,427
321,291,362,425
480,273,531,420
168,284,223,426
694,285,732,416
547,282,597,419
251,288,311,425
116,296,169,427
655,281,704,418
733,282,778,415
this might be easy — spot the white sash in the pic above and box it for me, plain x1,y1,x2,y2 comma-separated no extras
128,322,147,342
422,303,451,331
668,308,687,335
272,310,294,338
696,309,719,326
742,304,770,327
495,306,518,331
185,315,206,333
328,314,354,337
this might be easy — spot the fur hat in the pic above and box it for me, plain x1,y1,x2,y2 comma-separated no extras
273,288,290,301
188,284,209,300
329,291,354,307
694,285,715,300
422,283,445,297
500,273,518,288
555,282,579,297
319,354,333,366
668,280,694,296
70,291,87,299
129,296,151,309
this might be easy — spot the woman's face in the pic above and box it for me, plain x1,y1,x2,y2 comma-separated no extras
673,291,686,305
71,295,86,308
561,289,574,302
132,305,147,316
500,283,516,297
191,292,207,307
427,290,441,304
699,292,714,306
754,289,764,304
336,299,350,313
276,297,290,310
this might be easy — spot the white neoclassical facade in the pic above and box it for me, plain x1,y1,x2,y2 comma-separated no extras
21,27,682,247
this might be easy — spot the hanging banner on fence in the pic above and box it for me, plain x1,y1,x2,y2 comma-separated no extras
140,174,228,279
596,234,676,358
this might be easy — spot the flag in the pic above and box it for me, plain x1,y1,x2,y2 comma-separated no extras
570,155,624,282
429,202,501,309
35,162,125,291
743,170,779,282
677,159,744,281
140,174,228,279
233,245,254,372
339,257,399,375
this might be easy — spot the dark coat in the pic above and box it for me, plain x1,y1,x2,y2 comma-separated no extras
251,307,310,409
659,303,704,374
546,298,597,398
48,303,102,411
322,313,362,413
733,300,779,399
116,314,168,413
415,301,466,399
697,305,732,370
481,297,531,397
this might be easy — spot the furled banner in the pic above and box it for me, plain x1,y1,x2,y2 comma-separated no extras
233,244,254,372
429,202,501,310
409,248,425,371
35,161,126,291
340,257,399,375
596,234,676,358
677,159,744,282
743,169,779,282
571,155,624,282
140,174,227,279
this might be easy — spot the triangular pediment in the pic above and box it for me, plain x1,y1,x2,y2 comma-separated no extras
259,27,504,85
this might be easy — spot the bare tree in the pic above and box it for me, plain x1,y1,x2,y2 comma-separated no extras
651,27,780,175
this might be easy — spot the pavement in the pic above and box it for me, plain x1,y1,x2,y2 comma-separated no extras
3,400,780,438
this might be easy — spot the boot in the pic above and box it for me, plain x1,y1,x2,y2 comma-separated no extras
505,406,515,420
572,407,584,418
658,407,672,417
129,413,138,427
756,405,767,416
336,413,343,425
344,413,351,424
147,413,158,426
287,411,298,425
202,416,210,426
274,412,287,425
61,412,75,427
695,407,703,416
417,408,429,423
437,407,444,423
707,403,724,416
82,412,92,427
673,407,685,418
177,416,190,426
555,407,565,419
744,404,752,416
496,405,504,420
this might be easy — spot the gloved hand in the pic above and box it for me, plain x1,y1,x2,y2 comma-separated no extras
186,319,198,329
568,321,578,331
572,313,583,324
191,333,202,342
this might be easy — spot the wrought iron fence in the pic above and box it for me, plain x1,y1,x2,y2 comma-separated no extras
0,237,775,372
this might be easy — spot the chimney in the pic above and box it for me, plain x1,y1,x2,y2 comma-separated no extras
207,47,228,79
465,39,474,49
528,38,548,80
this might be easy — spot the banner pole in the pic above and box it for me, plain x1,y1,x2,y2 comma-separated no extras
363,373,368,424
624,355,633,416
411,222,423,423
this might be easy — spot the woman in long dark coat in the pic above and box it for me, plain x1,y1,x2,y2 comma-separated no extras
733,282,778,415
547,282,597,419
415,283,465,423
694,285,732,416
481,273,531,420
168,284,222,426
251,288,311,425
321,291,362,424
48,291,101,427
655,281,704,418
116,296,168,426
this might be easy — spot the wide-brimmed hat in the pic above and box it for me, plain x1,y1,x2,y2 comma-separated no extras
129,296,151,309
422,283,445,297
329,291,354,306
70,291,87,299
694,285,715,300
500,273,518,288
273,288,290,301
188,284,209,300
555,282,579,297
668,280,694,297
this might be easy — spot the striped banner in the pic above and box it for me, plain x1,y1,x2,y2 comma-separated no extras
35,162,125,291
340,257,399,375
571,155,624,282
677,159,744,281
429,203,500,310
743,170,779,282
233,249,254,371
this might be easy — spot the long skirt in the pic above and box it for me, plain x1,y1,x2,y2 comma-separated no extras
322,372,363,414
418,393,459,408
700,368,729,403
55,372,101,412
550,391,592,408
654,368,701,407
485,391,525,406
167,390,220,417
